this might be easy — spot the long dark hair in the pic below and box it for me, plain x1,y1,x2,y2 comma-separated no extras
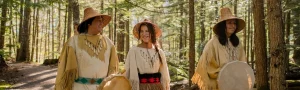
77,17,96,34
138,23,163,65
215,20,239,47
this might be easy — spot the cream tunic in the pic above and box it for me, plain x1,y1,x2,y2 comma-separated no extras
125,46,170,90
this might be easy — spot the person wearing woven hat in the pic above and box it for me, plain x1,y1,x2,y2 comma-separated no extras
55,7,119,90
191,7,247,90
124,19,170,90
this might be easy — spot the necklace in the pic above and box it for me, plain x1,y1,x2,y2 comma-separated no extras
140,49,157,68
147,49,155,68
84,38,103,56
225,42,237,61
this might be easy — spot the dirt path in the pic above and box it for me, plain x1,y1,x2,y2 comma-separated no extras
0,62,57,90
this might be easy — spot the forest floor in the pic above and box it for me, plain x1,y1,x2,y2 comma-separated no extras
1,62,300,90
0,62,56,90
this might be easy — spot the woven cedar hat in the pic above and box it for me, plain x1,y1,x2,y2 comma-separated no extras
213,7,245,34
78,7,111,32
133,19,162,39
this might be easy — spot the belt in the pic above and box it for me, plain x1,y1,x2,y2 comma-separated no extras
138,72,161,83
75,77,103,84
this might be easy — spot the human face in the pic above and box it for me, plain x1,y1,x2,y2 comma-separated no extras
225,19,237,37
139,25,151,43
88,16,103,35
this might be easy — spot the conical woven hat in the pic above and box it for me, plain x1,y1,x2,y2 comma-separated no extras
213,7,245,34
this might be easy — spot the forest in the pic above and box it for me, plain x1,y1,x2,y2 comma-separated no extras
0,0,300,90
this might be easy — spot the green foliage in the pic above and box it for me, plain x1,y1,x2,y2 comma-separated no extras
165,51,189,82
0,49,10,59
119,62,125,74
0,81,11,90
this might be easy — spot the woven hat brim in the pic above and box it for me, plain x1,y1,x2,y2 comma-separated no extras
213,17,245,34
133,21,162,39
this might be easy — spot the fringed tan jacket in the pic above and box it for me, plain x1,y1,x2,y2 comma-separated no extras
191,36,246,90
55,34,119,90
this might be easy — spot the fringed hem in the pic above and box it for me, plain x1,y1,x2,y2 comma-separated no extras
59,69,78,90
191,72,210,90
130,80,139,90
139,83,163,90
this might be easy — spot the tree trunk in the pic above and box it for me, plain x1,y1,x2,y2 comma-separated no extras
0,0,8,49
234,0,238,16
108,7,113,40
188,0,195,87
250,10,254,68
179,0,184,59
51,5,54,59
292,4,300,65
117,14,125,62
72,0,80,26
285,0,291,70
35,2,39,62
9,1,13,56
243,7,247,63
101,0,104,10
63,4,68,44
17,0,31,62
0,55,8,71
253,0,269,89
30,0,36,62
200,1,205,57
48,9,51,59
57,0,62,53
125,14,130,55
67,0,73,38
247,1,251,63
113,0,117,44
267,0,286,90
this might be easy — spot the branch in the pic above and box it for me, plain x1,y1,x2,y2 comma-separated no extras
153,2,189,8
125,1,181,14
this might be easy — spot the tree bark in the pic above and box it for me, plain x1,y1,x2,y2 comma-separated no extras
117,15,125,62
199,1,205,57
30,0,37,62
67,0,73,38
243,7,247,63
179,0,184,59
267,0,286,89
16,0,31,62
108,7,113,40
35,1,40,62
292,3,300,65
234,0,238,16
72,0,80,27
253,0,269,89
0,0,8,49
48,9,51,59
57,0,62,53
0,55,8,71
285,0,291,70
247,1,251,63
63,4,68,44
188,0,195,87
114,0,117,44
9,1,13,56
125,14,130,55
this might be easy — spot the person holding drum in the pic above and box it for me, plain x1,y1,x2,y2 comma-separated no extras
125,19,170,90
192,7,254,90
55,7,119,90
